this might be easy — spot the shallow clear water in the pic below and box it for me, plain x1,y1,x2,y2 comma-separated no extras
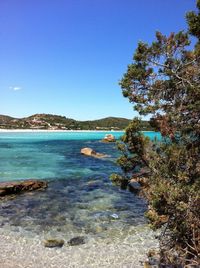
0,131,160,267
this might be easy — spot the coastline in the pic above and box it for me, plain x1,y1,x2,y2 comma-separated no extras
0,129,155,133
0,129,124,133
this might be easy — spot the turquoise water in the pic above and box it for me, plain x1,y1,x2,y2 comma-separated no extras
0,131,124,142
0,131,160,246
0,130,160,141
0,131,124,181
0,131,160,182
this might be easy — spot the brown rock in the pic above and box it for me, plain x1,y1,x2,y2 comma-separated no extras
102,134,116,142
81,147,96,156
44,239,64,248
81,148,107,158
0,179,48,197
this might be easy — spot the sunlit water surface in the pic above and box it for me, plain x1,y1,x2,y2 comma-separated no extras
0,131,160,267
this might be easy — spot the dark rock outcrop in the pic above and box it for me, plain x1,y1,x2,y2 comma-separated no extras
0,179,48,197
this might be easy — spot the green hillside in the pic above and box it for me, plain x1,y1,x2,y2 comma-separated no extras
77,117,131,130
0,114,153,130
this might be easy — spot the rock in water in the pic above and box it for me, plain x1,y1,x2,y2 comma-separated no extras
44,239,64,248
81,147,107,158
102,134,116,142
0,179,48,197
67,236,85,246
128,179,142,192
81,147,96,156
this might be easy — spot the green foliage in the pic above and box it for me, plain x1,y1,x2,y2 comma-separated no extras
78,117,131,130
116,118,151,180
0,114,154,130
110,173,128,189
116,1,200,266
187,0,200,56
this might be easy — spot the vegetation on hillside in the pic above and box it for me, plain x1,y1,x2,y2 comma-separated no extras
113,1,200,266
78,117,152,130
0,114,153,131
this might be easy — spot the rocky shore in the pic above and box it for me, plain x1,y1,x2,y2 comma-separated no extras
0,180,48,199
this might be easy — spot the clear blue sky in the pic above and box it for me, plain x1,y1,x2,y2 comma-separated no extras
0,0,196,120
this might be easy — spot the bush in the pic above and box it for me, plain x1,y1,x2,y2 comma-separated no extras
115,1,200,265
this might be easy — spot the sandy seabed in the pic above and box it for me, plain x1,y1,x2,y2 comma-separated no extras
0,225,158,268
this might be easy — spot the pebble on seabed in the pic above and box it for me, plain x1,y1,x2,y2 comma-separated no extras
110,213,119,219
67,236,85,246
44,239,64,248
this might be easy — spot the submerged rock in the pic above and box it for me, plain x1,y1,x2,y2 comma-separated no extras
67,236,85,246
0,179,48,198
110,213,119,219
102,134,116,142
86,180,103,191
44,239,64,248
81,147,107,158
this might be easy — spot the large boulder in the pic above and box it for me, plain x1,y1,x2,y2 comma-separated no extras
80,147,96,156
0,179,48,197
102,134,116,142
128,178,142,192
81,147,107,158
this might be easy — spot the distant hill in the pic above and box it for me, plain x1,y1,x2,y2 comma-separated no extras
0,114,76,130
0,113,153,130
78,117,131,130
0,115,15,123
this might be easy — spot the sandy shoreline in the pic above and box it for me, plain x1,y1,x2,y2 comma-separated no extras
0,129,124,133
0,129,155,133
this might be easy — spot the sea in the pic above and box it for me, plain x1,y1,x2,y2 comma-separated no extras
0,131,160,268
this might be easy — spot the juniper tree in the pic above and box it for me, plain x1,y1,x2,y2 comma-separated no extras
115,1,200,265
